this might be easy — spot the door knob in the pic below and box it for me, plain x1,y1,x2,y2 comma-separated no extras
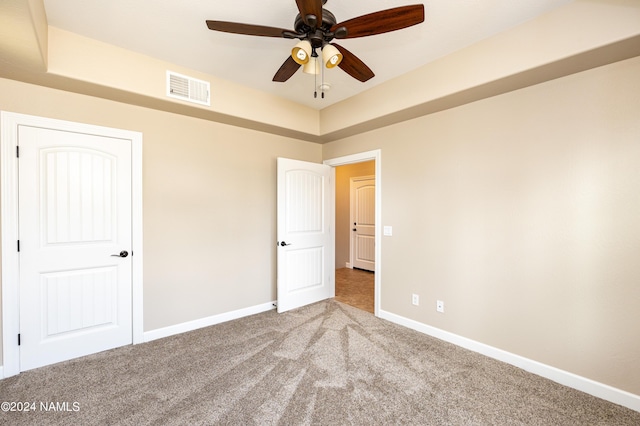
353,228,357,231
279,241,292,247
111,250,129,258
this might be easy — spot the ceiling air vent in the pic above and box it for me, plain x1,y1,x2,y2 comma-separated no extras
166,71,210,106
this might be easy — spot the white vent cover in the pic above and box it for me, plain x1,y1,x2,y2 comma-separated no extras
166,71,210,106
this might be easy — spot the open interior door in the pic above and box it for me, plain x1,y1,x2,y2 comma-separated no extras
277,158,334,313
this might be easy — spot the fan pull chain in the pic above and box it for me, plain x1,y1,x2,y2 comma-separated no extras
321,56,325,99
314,57,317,98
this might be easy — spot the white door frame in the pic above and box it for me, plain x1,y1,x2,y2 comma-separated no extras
324,150,381,316
1,111,144,378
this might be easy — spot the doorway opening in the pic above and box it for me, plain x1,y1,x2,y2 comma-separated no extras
324,150,381,316
334,162,375,313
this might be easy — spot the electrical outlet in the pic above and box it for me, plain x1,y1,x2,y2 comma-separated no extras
436,300,444,313
412,294,419,306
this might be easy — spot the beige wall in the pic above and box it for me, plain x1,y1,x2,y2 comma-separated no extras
2,58,639,396
0,77,322,360
323,57,640,396
335,162,375,269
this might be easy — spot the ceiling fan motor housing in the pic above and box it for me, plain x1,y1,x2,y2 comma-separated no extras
294,9,341,48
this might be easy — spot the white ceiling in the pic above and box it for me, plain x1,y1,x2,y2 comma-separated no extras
43,0,574,110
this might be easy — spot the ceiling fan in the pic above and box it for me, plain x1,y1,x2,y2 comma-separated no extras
206,0,425,84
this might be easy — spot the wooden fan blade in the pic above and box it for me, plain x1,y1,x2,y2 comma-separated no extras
331,5,425,39
332,43,374,82
295,0,323,28
206,20,295,38
273,56,301,82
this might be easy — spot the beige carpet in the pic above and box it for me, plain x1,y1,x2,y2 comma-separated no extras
1,300,638,425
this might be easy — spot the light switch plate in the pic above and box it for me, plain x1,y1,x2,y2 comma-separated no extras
383,226,393,236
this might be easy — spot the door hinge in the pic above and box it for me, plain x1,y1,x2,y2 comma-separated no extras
18,334,21,346
16,145,19,158
17,240,20,252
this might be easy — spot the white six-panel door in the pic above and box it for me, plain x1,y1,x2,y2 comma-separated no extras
18,125,133,371
277,158,334,313
351,176,375,271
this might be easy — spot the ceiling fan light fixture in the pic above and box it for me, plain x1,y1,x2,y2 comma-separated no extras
322,44,342,69
291,40,312,65
206,2,425,85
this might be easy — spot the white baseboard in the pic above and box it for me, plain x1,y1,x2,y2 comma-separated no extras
143,301,276,343
346,262,352,269
378,309,640,413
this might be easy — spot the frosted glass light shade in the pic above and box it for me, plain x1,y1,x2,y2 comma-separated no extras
322,44,343,68
302,58,320,75
291,40,312,65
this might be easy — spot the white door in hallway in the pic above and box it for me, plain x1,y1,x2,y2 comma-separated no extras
277,158,335,313
18,124,133,371
351,176,375,271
